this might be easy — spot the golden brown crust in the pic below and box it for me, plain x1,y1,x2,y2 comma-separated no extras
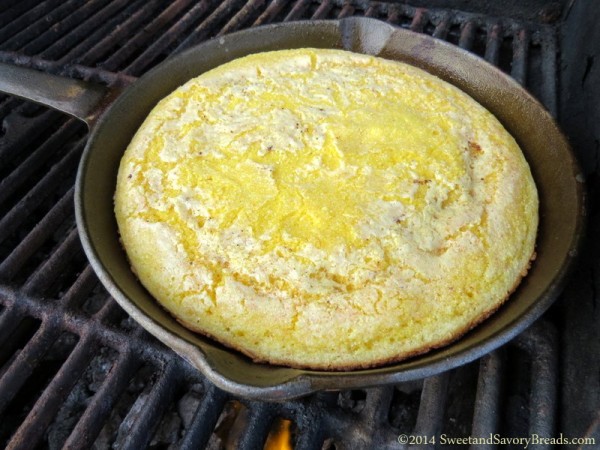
163,249,536,371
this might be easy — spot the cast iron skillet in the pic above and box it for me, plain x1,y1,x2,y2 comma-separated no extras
0,17,585,400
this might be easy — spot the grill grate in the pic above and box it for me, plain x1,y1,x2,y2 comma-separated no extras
0,1,562,448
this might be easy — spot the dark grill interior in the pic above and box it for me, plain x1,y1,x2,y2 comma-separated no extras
0,0,598,449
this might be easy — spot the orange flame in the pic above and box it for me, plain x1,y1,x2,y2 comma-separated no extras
264,418,293,450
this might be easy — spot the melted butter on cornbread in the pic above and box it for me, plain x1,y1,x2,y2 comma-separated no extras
115,49,538,369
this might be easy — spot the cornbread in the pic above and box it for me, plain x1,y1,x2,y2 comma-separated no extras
114,49,538,370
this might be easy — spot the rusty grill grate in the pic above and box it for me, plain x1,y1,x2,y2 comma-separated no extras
0,1,563,449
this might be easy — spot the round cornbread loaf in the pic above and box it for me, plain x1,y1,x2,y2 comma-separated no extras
114,49,538,370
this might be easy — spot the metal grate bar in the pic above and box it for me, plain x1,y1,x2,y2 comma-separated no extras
94,331,177,380
129,320,150,340
365,386,395,426
54,0,150,65
432,14,452,40
119,0,218,74
0,109,66,167
175,0,247,55
0,317,40,384
0,188,74,281
0,0,45,30
540,29,558,117
62,350,141,450
23,228,82,295
236,403,275,450
410,8,429,33
218,0,268,36
364,386,400,447
6,334,95,450
101,0,202,72
484,23,502,65
410,373,449,449
0,322,60,415
515,322,558,446
311,0,333,19
0,141,82,247
511,28,530,86
0,51,135,85
0,0,69,47
284,0,312,21
314,392,368,446
59,265,99,310
253,0,288,26
178,385,229,450
0,307,25,346
364,4,379,18
0,96,20,121
94,295,127,323
337,2,355,19
386,4,401,23
470,352,503,448
0,285,175,370
293,403,323,450
0,0,21,8
0,0,89,52
67,0,164,66
119,361,180,450
458,20,476,49
21,0,121,59
0,288,562,448
0,119,80,206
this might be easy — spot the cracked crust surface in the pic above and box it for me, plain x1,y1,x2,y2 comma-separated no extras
114,49,538,370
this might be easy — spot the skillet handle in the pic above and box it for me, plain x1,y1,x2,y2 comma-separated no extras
0,62,116,127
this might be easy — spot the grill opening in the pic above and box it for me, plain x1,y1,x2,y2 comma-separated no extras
210,400,248,448
0,0,598,448
94,362,159,449
0,330,79,448
501,346,532,439
80,285,110,317
441,363,479,439
388,384,421,433
338,389,368,414
0,316,42,373
45,346,120,449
